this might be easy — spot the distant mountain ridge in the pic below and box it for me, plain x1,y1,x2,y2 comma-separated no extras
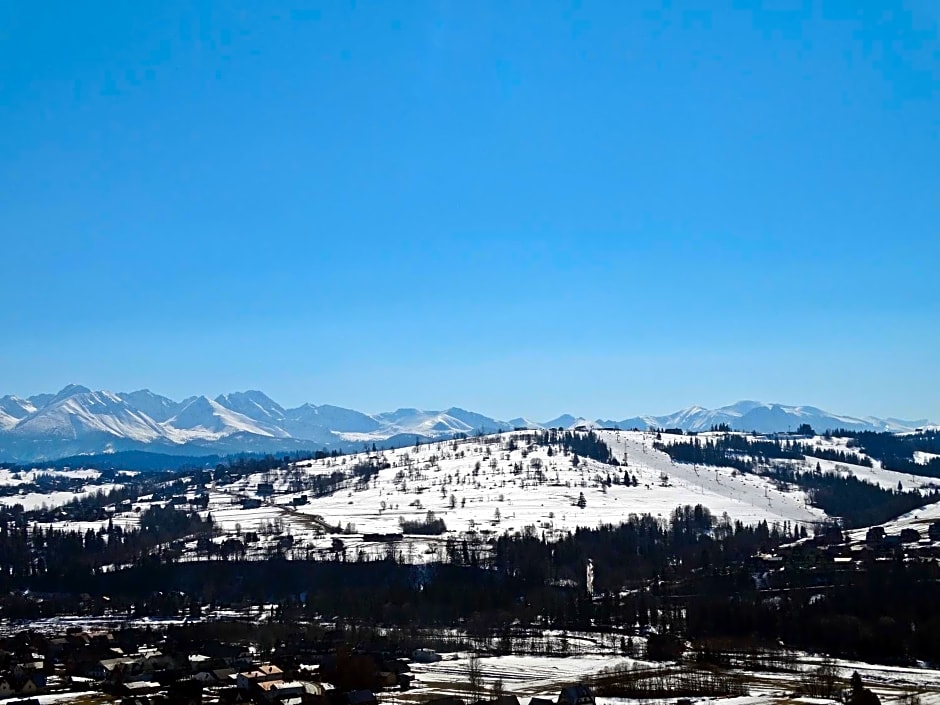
0,386,930,463
595,400,931,434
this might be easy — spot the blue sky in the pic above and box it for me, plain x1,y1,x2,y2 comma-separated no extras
2,1,938,421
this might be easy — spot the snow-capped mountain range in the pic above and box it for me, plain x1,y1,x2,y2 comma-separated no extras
0,386,931,462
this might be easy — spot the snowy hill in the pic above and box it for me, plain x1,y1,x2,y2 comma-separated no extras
190,428,832,563
0,385,931,463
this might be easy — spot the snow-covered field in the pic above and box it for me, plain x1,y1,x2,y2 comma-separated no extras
809,456,938,492
408,653,646,698
0,482,123,510
403,650,940,705
0,468,102,486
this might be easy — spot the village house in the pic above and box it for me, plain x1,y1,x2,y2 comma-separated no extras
11,657,44,681
257,680,306,702
865,527,886,546
90,657,133,681
236,665,284,691
557,685,595,705
15,675,43,697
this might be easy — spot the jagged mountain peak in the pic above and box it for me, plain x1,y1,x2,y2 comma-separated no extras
47,383,92,405
215,390,286,423
9,388,165,443
117,389,179,423
165,396,285,439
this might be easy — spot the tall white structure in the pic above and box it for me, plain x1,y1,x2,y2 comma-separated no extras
586,558,594,596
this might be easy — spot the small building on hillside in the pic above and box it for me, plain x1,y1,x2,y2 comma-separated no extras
865,527,885,546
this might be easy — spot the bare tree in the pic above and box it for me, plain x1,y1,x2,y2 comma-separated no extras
466,652,483,702
491,677,504,701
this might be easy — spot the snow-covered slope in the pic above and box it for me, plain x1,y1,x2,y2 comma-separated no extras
215,429,827,549
117,389,180,422
11,390,165,442
0,396,36,430
283,403,380,437
164,396,289,440
0,390,170,459
214,390,286,425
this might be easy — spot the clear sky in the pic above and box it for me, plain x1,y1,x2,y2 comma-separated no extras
2,1,938,422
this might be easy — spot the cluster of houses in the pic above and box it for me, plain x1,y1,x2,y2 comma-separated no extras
0,627,593,705
863,522,940,552
0,632,46,702
751,520,940,577
0,627,343,705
